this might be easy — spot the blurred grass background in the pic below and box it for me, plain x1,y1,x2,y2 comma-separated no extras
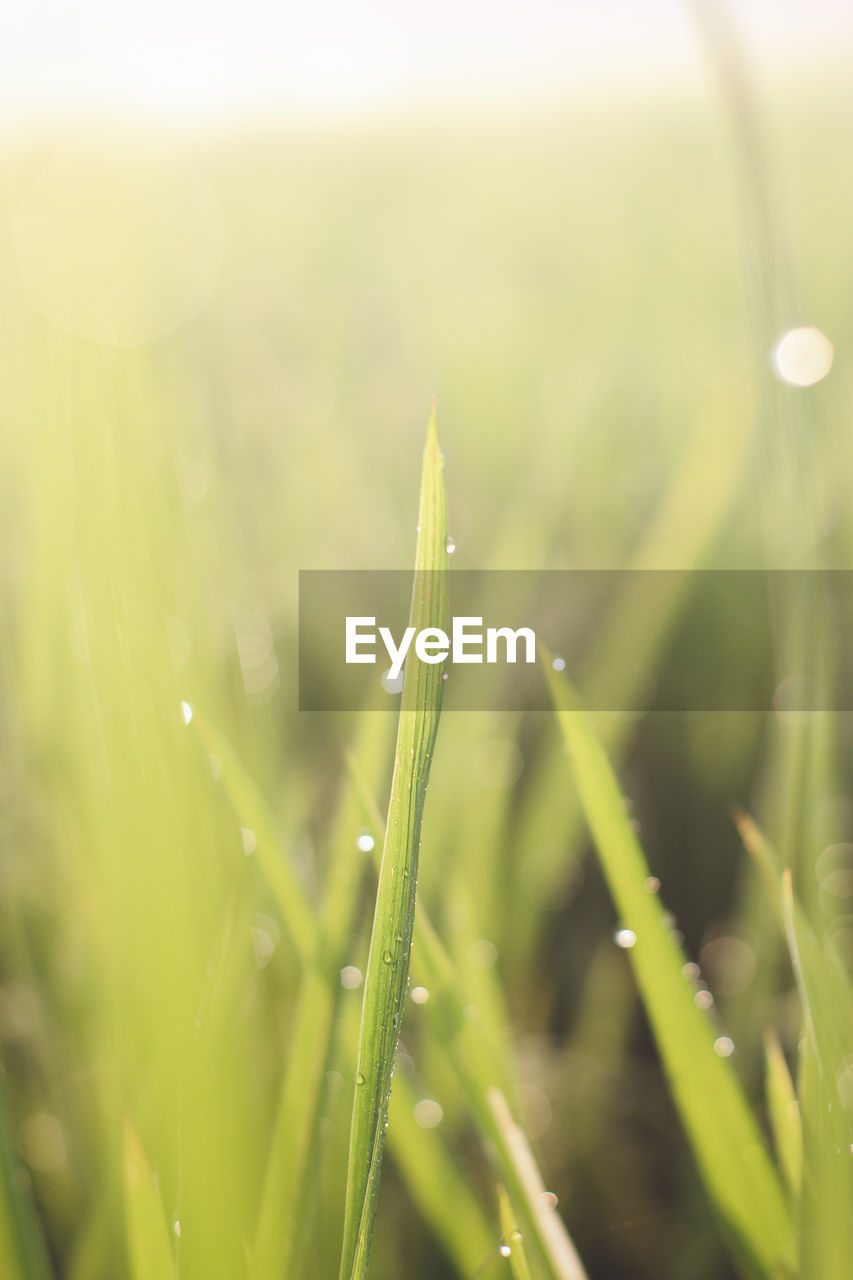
0,41,852,1280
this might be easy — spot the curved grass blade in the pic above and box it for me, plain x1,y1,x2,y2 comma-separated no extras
193,714,317,967
497,1184,533,1280
546,664,795,1279
762,1030,801,1198
122,1119,177,1280
338,410,447,1280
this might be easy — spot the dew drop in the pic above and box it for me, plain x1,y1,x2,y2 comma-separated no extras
356,1072,365,1086
551,656,566,672
445,536,456,554
694,989,714,1010
411,986,430,1004
714,1036,735,1058
540,1190,558,1209
180,700,193,725
382,949,394,965
644,876,660,894
614,928,637,949
173,1220,181,1238
499,1242,512,1258
356,831,375,853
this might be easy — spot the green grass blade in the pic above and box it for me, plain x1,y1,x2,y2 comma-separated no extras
546,665,795,1279
498,1184,534,1280
122,1119,177,1280
762,1030,801,1199
0,1078,52,1280
488,1090,587,1280
351,771,583,1280
250,709,392,1278
193,715,317,966
338,410,447,1280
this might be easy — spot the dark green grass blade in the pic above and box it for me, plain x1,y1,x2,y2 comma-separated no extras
338,411,447,1280
0,1076,52,1280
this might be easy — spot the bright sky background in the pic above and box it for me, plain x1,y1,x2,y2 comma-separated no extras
5,0,853,121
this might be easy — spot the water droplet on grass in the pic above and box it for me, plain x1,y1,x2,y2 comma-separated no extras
445,536,456,554
356,831,375,852
180,700,193,725
614,928,637,949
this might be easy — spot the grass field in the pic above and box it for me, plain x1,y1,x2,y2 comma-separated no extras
0,58,852,1280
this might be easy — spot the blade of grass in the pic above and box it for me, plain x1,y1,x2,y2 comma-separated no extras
250,709,392,1279
735,809,853,1275
122,1119,177,1280
338,410,447,1280
498,1184,534,1280
0,1077,52,1280
488,1090,587,1280
546,664,795,1279
193,714,317,966
762,1030,801,1199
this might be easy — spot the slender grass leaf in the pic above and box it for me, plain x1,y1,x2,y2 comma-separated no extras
193,714,317,965
338,410,447,1280
763,1030,801,1198
122,1119,177,1280
546,664,795,1279
488,1091,586,1280
0,1077,52,1280
251,710,393,1278
498,1184,534,1280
